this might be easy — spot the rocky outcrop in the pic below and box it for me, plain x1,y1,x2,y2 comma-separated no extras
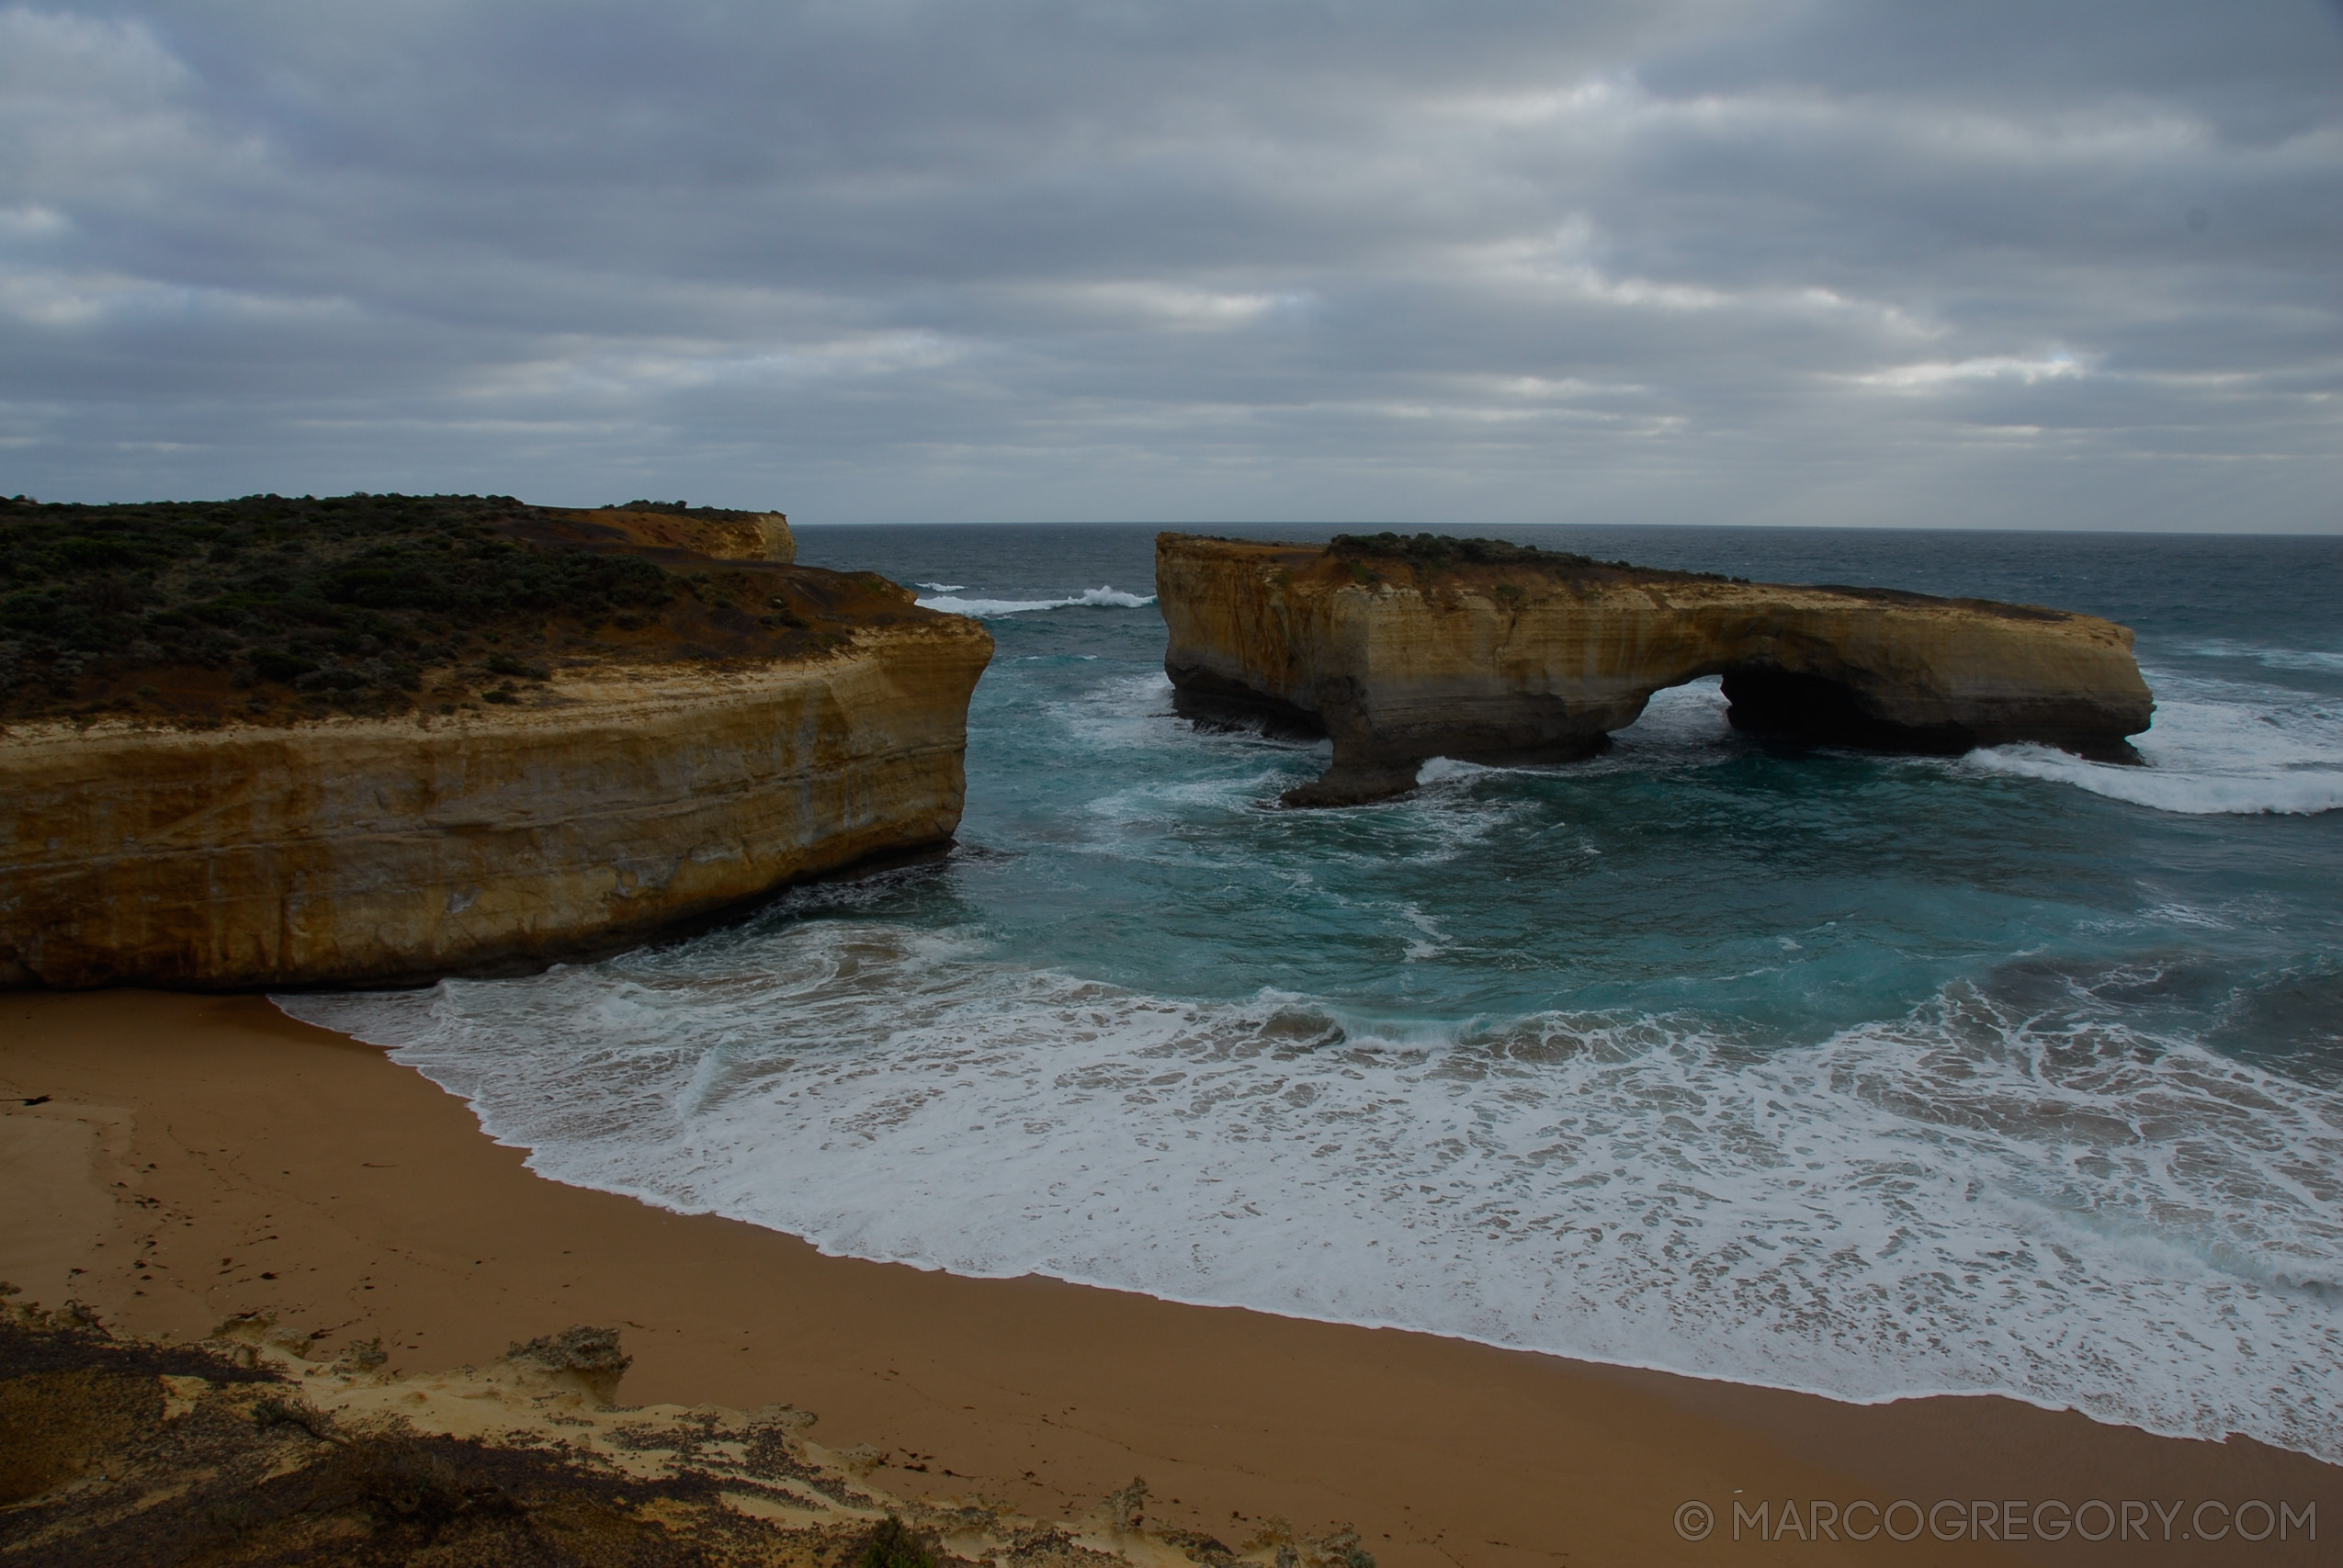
1158,534,2154,806
2,1303,1354,1568
2,607,989,990
531,506,796,563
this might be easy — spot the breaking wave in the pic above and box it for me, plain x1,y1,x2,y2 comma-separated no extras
1964,669,2343,816
282,931,2343,1463
917,585,1156,617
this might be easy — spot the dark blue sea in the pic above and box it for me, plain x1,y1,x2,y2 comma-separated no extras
287,525,2343,1460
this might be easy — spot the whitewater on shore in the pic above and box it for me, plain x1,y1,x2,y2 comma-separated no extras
284,524,2343,1464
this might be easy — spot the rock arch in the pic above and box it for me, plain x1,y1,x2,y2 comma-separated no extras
1156,535,2154,807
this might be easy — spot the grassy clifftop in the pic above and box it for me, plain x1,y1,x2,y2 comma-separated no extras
0,493,900,728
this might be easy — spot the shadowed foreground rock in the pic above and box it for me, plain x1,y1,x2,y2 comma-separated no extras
1157,534,2154,807
0,1297,1369,1568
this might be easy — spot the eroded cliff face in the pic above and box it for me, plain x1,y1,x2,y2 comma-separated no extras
2,615,990,988
1158,535,2154,806
531,507,796,563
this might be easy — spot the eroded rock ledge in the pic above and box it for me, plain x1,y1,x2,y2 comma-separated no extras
4,628,990,988
1158,533,2153,807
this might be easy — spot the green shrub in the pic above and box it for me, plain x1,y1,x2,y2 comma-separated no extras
0,492,677,720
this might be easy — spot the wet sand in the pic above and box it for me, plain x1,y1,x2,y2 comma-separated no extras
3,988,2335,1566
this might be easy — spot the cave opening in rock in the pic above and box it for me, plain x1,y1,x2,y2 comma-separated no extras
1718,665,1972,754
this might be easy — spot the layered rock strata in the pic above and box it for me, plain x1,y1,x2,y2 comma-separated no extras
1158,534,2154,807
2,605,990,989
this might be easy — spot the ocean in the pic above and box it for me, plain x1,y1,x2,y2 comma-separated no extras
281,524,2343,1461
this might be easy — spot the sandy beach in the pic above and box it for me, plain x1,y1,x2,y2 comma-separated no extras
4,987,2335,1566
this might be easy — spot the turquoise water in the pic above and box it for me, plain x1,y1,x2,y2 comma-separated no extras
285,525,2343,1460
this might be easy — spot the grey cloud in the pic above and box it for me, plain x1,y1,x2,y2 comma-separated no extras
1,0,2337,527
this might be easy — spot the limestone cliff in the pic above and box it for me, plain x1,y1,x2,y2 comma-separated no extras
1158,534,2153,806
0,493,986,988
1,616,990,988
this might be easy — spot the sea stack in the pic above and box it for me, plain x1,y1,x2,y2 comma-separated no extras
0,495,990,988
1157,532,2154,807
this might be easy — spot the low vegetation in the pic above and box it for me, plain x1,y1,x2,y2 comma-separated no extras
1326,531,1744,585
601,500,776,521
0,493,900,728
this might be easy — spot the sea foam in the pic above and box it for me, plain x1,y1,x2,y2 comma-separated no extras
1964,668,2343,816
916,585,1157,616
281,925,2343,1464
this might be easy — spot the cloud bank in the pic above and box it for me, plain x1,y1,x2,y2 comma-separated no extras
3,0,2338,528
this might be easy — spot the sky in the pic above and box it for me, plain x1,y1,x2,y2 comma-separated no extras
3,1,2340,530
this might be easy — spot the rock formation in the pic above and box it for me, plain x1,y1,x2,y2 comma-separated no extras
5,1303,1335,1566
3,626,987,988
0,500,988,988
530,504,796,563
1158,533,2154,807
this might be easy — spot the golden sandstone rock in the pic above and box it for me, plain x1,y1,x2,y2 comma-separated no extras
1157,534,2154,807
1,493,987,990
1,616,990,988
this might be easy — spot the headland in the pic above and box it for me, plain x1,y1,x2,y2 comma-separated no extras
0,493,991,987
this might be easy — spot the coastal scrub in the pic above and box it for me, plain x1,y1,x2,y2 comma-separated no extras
0,493,856,728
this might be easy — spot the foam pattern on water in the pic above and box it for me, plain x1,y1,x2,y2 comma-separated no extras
1964,667,2343,817
915,585,1156,616
281,930,2343,1461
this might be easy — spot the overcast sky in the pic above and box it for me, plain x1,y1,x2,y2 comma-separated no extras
4,1,2339,529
